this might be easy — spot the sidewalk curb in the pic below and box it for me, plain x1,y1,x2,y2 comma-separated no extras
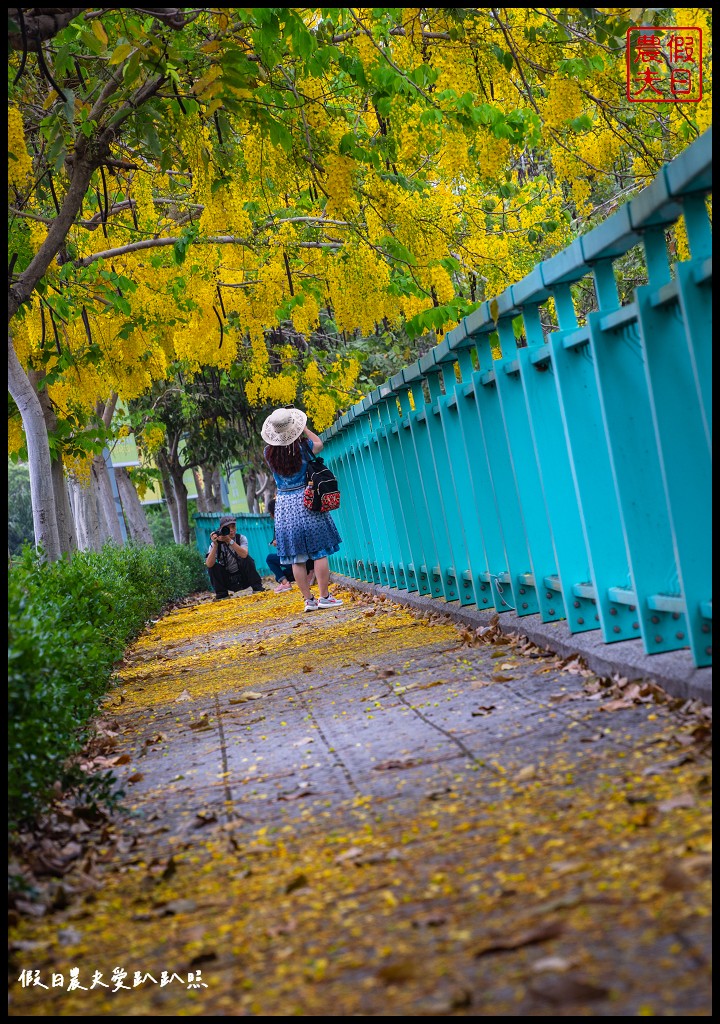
331,574,712,706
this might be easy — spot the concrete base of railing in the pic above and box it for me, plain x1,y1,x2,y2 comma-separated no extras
330,574,712,706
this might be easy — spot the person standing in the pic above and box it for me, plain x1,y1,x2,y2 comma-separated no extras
205,515,266,600
266,496,315,594
261,408,343,612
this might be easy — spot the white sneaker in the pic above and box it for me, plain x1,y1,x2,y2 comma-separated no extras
318,595,343,609
304,599,318,612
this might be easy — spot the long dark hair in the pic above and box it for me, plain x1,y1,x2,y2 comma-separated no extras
264,439,305,476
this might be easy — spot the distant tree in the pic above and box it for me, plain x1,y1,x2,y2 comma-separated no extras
143,502,177,548
8,460,34,556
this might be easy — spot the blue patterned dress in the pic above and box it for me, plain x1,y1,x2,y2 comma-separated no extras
264,439,342,564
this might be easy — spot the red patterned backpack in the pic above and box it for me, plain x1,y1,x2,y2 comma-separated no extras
304,454,340,513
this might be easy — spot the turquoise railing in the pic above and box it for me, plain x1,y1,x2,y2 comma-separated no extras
319,127,712,670
194,512,275,576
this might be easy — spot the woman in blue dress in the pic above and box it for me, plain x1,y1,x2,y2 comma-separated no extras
262,407,343,612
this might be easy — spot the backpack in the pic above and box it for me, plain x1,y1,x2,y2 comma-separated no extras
304,454,340,513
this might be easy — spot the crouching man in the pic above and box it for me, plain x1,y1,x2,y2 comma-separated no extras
205,515,266,600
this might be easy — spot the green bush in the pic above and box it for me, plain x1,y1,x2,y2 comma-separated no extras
8,542,208,833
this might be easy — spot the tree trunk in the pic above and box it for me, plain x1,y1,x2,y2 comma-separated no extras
7,334,61,562
29,368,77,556
69,473,104,551
255,469,274,513
115,468,154,545
157,448,181,542
206,466,223,510
258,472,276,513
67,477,84,549
91,453,125,546
170,460,191,544
244,466,259,513
192,468,209,513
66,477,80,547
53,457,77,555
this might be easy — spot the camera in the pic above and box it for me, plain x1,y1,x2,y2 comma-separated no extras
219,525,232,536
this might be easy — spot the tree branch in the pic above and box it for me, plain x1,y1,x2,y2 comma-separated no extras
73,234,342,268
8,8,87,51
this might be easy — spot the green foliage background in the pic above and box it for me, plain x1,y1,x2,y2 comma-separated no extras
8,461,33,557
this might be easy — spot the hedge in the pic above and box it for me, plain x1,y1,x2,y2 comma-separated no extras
8,542,209,833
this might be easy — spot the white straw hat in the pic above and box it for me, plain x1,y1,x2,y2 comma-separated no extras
261,407,307,446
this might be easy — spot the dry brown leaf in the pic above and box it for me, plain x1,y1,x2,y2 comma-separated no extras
194,810,218,827
334,846,364,863
161,856,177,881
656,792,696,812
474,919,563,957
532,954,577,973
278,783,312,801
528,973,608,1004
412,911,448,928
372,758,420,771
14,899,48,918
189,714,212,729
377,960,417,984
414,679,445,690
285,873,309,894
660,861,698,891
145,733,167,745
350,848,403,866
600,698,634,711
160,898,198,915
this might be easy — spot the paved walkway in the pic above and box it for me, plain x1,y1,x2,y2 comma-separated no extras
8,580,712,1016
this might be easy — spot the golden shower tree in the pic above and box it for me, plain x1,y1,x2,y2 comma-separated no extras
8,8,711,558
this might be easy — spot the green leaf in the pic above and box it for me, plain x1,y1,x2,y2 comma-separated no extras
141,121,163,160
439,255,462,273
285,12,315,58
80,29,105,55
419,108,443,127
62,89,75,127
267,117,293,152
338,132,357,155
380,236,417,267
109,42,134,65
